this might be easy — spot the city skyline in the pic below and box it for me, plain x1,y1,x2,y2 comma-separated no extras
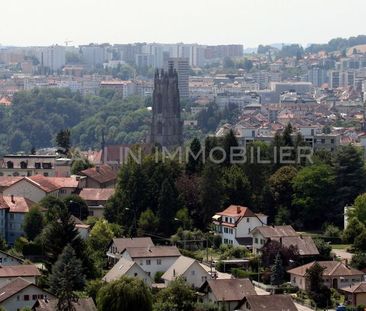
1,0,365,48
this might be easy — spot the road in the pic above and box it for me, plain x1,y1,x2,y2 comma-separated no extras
332,249,353,261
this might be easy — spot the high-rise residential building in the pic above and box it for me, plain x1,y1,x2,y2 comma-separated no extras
166,57,190,98
205,44,243,59
329,70,356,88
37,45,65,72
80,44,107,68
308,66,328,87
150,67,183,147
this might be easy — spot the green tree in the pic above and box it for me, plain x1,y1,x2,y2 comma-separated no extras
271,252,285,286
354,230,366,251
49,244,86,311
314,239,332,260
349,193,366,224
305,263,331,308
292,164,335,229
87,219,114,257
333,145,366,211
96,276,152,311
153,277,196,311
137,209,159,236
343,218,365,243
63,195,89,220
282,123,293,147
199,162,223,227
23,206,44,241
56,129,71,155
351,252,366,270
186,138,203,174
39,196,67,222
71,158,93,175
222,165,251,207
157,178,180,235
222,129,238,165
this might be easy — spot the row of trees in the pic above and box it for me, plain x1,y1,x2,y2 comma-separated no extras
105,125,366,235
0,88,151,155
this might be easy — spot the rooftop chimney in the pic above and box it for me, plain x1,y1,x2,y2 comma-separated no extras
237,206,241,214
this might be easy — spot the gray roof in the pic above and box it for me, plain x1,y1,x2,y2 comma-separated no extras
103,257,147,282
124,246,181,259
162,255,208,281
111,237,154,253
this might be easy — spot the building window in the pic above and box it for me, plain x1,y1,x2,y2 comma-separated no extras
157,259,162,265
32,295,38,300
255,238,258,244
24,295,30,301
146,260,151,265
321,139,325,144
6,161,14,169
191,270,195,275
35,162,41,169
247,218,249,222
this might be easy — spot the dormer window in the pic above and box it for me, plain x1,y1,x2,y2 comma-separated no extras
247,218,250,222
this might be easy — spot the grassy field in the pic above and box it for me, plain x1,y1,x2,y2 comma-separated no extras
331,244,351,250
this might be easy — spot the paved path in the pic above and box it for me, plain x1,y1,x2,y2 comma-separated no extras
332,249,353,261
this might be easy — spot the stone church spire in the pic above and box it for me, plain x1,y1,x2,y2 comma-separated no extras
150,65,183,147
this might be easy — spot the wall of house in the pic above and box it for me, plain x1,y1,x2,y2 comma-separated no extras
0,285,55,311
132,256,179,278
236,217,266,239
251,232,266,254
6,212,25,245
173,262,209,288
202,292,240,311
125,265,153,286
324,275,364,289
220,225,236,245
3,180,46,202
0,253,22,266
354,292,366,306
0,276,36,288
290,274,307,290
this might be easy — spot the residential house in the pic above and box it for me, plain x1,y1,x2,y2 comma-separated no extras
2,175,80,203
238,294,298,311
0,177,23,193
32,298,96,311
340,282,366,307
250,225,319,257
0,250,24,266
121,246,181,279
212,205,267,246
0,278,55,311
102,257,152,286
79,188,114,217
287,261,364,290
80,165,117,188
199,279,257,311
0,265,41,287
107,237,154,265
162,255,210,288
0,194,35,245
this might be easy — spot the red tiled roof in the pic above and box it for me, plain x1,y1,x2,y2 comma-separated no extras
217,205,255,218
0,278,32,303
0,265,40,278
0,195,35,213
123,246,180,259
287,261,364,277
79,188,115,201
28,175,79,193
202,279,257,302
81,165,117,184
0,176,23,188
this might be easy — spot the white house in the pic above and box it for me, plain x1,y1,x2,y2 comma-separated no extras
162,255,210,288
212,205,267,246
102,257,152,286
121,246,181,279
106,237,154,265
0,277,55,311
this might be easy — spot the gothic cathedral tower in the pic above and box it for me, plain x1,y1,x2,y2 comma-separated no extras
150,65,183,147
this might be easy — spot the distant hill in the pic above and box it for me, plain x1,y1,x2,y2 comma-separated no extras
305,35,366,54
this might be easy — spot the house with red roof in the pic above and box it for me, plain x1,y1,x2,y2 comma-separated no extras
0,194,35,245
212,205,267,247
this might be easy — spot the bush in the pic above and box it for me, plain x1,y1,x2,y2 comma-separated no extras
212,235,222,249
323,224,342,238
154,271,164,283
230,268,258,280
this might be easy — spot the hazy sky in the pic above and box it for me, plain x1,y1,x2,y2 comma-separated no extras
1,0,365,47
